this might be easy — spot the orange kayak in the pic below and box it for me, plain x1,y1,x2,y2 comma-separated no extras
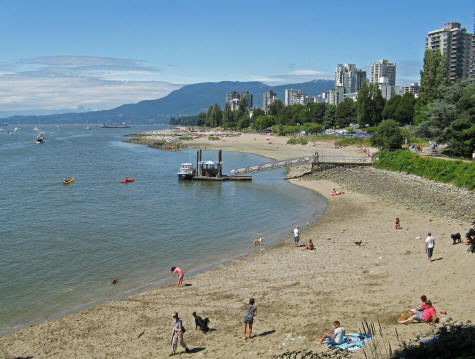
120,178,135,183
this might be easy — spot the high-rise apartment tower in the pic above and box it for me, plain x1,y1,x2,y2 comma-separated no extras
426,22,473,81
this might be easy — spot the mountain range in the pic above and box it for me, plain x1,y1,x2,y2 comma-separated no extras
1,80,334,124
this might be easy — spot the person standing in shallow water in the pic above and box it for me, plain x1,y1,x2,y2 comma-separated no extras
293,225,300,247
242,298,257,340
171,266,184,287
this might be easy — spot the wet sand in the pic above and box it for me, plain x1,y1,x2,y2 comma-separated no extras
1,134,473,359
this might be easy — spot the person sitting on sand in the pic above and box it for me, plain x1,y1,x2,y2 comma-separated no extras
331,188,344,195
302,239,315,251
243,298,257,340
171,266,184,287
398,300,437,325
395,218,401,229
408,295,428,315
318,321,352,345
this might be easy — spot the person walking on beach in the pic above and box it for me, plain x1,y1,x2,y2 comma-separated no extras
317,321,352,345
293,225,300,247
171,266,184,287
425,233,435,263
170,312,190,356
243,298,257,340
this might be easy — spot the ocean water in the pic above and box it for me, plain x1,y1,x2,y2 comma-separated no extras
0,125,326,334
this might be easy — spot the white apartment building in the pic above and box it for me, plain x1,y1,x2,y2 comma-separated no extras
263,90,277,114
284,89,309,106
400,82,420,98
426,22,473,81
370,59,396,86
335,64,366,95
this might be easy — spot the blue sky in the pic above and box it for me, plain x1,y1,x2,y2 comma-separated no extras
0,0,473,113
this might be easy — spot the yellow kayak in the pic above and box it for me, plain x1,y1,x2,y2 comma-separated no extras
63,177,75,185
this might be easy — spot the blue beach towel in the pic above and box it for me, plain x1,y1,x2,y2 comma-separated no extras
324,333,371,351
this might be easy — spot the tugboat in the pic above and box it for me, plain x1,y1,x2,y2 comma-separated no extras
177,163,195,180
35,134,45,144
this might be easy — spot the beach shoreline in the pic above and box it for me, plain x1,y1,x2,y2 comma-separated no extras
1,132,473,359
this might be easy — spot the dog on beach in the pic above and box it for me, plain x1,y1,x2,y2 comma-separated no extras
192,312,210,333
253,236,263,246
354,240,363,246
451,233,461,245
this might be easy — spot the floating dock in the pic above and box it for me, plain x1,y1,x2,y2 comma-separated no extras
190,149,252,181
193,175,252,181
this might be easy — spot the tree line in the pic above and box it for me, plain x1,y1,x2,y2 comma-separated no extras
173,49,474,157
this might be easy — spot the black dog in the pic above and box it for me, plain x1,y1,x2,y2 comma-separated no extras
192,312,210,333
451,233,461,245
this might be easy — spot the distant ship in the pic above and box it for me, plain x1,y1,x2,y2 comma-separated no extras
100,123,130,128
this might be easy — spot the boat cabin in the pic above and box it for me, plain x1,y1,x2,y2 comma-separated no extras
199,160,220,177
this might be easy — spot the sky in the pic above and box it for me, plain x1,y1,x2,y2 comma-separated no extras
0,0,473,114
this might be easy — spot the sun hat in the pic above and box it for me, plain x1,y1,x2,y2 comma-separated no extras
172,311,178,317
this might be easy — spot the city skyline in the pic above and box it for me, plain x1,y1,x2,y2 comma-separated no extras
0,1,473,113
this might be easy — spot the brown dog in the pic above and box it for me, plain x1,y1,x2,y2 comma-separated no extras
253,237,263,246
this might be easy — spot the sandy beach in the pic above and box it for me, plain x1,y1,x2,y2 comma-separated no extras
1,133,474,359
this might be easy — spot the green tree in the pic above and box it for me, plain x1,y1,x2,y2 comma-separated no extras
335,98,355,128
196,112,207,126
222,102,233,126
394,92,416,125
382,94,401,120
370,119,403,149
238,115,250,130
307,102,326,123
212,103,222,127
206,105,214,127
445,118,475,158
253,115,275,131
356,81,371,127
268,99,284,116
419,49,446,105
369,84,385,126
251,108,265,123
323,104,337,129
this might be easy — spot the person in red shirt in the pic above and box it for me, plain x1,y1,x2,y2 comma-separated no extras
171,266,184,287
398,300,437,325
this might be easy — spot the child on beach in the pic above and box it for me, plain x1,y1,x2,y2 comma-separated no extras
171,266,184,287
302,239,315,251
395,218,401,229
242,298,257,340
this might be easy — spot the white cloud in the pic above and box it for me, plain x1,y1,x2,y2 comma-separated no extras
289,70,322,75
0,56,181,114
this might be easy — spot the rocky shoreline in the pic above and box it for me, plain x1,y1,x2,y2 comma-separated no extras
290,165,474,222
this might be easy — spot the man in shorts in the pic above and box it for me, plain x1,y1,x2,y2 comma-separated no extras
293,225,300,247
425,233,435,263
171,266,184,287
318,321,352,345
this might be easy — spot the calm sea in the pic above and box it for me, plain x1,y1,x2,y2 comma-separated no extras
0,124,326,334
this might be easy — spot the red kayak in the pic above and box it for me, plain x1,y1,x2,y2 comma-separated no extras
120,178,135,183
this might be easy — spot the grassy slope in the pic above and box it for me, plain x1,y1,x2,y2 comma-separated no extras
373,151,475,190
